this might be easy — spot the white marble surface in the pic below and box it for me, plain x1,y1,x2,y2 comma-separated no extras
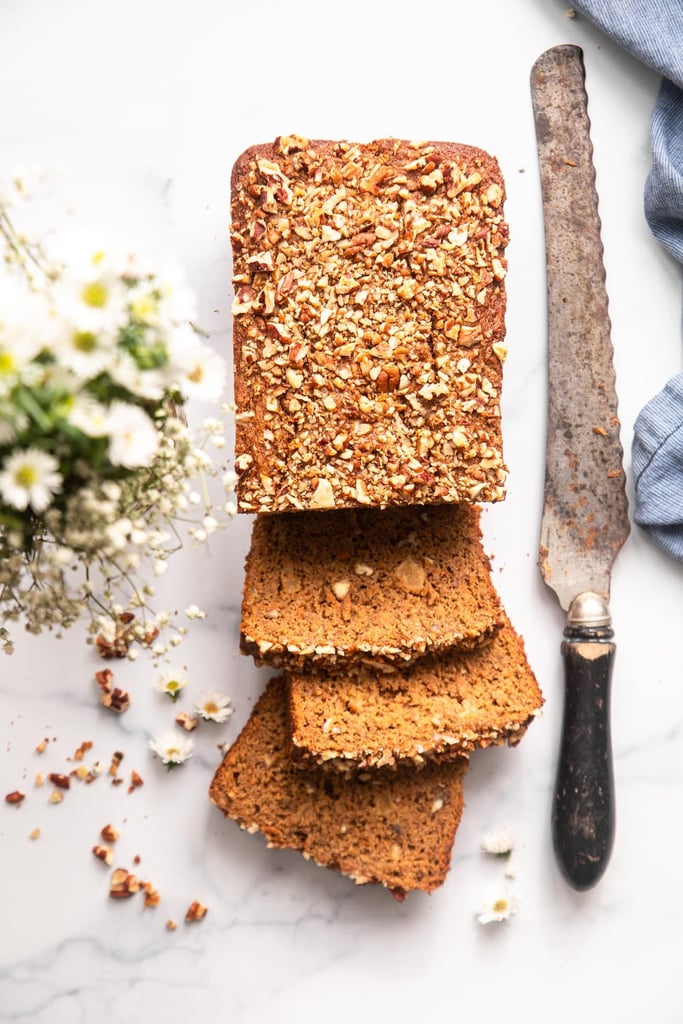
1,0,682,1020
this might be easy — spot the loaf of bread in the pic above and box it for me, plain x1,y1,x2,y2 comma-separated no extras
287,611,543,770
209,677,468,897
240,502,504,670
231,135,509,514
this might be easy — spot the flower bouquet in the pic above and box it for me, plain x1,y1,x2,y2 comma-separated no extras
0,177,235,657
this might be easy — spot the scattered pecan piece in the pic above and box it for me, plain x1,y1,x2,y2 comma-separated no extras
5,790,25,805
109,868,139,899
141,882,160,908
35,738,49,754
101,823,119,843
48,773,71,790
93,844,114,866
95,669,114,693
128,771,144,793
74,740,94,761
109,751,124,777
175,711,199,732
100,687,131,713
185,901,208,922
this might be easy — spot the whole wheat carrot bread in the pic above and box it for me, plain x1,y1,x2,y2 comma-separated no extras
287,611,543,770
240,502,504,670
209,677,468,897
230,135,509,514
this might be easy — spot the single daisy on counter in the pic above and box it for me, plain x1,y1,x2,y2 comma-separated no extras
149,729,194,770
476,890,517,925
0,448,63,513
195,690,233,724
480,825,515,858
155,669,188,703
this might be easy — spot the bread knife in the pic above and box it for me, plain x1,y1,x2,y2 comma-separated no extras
530,44,630,890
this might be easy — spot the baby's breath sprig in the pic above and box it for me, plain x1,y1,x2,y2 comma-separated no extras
0,174,235,658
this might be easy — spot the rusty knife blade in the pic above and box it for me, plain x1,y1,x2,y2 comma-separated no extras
531,44,629,610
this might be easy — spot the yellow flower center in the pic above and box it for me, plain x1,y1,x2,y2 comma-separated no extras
204,701,219,716
0,350,16,375
492,899,509,914
167,680,181,693
15,465,38,488
188,365,204,383
81,281,108,308
72,330,98,353
131,294,157,320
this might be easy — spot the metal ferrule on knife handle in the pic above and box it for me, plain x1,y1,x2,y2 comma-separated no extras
531,46,629,890
554,591,615,891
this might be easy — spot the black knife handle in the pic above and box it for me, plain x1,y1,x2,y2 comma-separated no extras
552,617,615,891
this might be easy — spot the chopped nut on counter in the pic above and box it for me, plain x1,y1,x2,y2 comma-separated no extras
73,740,94,761
141,882,161,908
185,900,208,922
175,711,199,732
29,828,40,840
35,738,49,754
108,751,124,777
5,790,25,806
166,919,177,931
48,773,71,790
109,868,139,899
95,669,114,692
100,687,131,714
128,771,144,793
100,824,119,843
93,844,114,866
48,790,64,804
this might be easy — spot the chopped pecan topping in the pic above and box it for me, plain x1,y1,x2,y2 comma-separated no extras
231,137,508,513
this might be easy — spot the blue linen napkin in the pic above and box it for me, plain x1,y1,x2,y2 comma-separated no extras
561,1,683,558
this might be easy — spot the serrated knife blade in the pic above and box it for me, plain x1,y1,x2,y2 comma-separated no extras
530,44,630,890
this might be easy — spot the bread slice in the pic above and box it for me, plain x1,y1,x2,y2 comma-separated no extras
209,677,468,897
240,502,504,670
231,135,509,514
287,612,543,770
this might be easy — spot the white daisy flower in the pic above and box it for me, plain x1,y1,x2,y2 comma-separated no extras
195,690,233,724
476,891,517,925
167,328,227,403
0,279,53,384
149,730,194,769
51,248,129,336
109,350,166,402
480,825,515,857
104,401,159,469
49,315,120,379
0,448,63,512
155,669,188,702
66,393,109,437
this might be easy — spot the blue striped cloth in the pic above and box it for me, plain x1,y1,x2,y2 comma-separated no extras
567,1,683,558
